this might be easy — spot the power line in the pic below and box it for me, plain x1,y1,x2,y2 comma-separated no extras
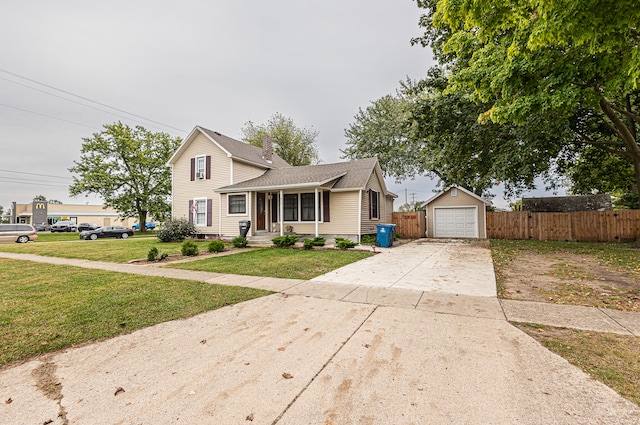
0,69,187,133
0,179,69,188
0,175,70,185
0,169,72,180
0,103,96,129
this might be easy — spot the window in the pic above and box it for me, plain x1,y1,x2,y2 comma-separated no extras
284,194,298,221
228,194,247,215
194,199,206,225
370,190,380,220
301,193,316,221
196,156,206,179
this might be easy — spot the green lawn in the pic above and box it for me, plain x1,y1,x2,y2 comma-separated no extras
169,248,373,280
0,237,211,263
0,258,271,365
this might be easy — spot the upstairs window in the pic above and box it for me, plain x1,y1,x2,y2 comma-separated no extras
195,156,206,180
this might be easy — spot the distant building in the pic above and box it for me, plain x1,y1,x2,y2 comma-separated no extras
522,194,613,212
9,201,135,227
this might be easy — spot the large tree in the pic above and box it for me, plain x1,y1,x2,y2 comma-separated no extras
343,69,569,197
412,0,640,196
69,122,181,230
241,113,321,166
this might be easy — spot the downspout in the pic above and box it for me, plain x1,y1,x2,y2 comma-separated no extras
314,187,319,237
218,193,222,237
357,189,362,243
247,192,252,237
279,190,284,236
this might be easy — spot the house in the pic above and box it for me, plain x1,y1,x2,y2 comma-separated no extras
423,185,491,239
166,126,396,241
9,201,135,228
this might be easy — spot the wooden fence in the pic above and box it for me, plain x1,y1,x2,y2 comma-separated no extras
486,210,640,242
392,212,426,239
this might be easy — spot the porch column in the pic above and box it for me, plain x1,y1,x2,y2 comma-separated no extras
279,190,284,236
314,187,319,237
357,189,362,243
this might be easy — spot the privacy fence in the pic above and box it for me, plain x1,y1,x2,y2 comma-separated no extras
486,210,640,242
391,212,426,239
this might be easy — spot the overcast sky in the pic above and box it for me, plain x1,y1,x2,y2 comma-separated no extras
0,0,558,212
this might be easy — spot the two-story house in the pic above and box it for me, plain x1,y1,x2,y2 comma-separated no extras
167,126,395,242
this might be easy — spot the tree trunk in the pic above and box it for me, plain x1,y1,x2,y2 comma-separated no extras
139,212,147,233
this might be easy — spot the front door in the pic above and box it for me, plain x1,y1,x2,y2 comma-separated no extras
257,192,266,231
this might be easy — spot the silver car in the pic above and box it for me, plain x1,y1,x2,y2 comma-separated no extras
0,224,39,243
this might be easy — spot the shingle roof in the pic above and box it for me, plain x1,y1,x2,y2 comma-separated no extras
217,157,380,192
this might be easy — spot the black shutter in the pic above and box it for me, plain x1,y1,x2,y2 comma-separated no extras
323,191,330,222
190,158,195,181
368,190,372,220
206,199,212,226
271,195,278,222
206,156,211,180
188,200,193,224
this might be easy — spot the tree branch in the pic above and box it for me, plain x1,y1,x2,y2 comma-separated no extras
609,102,640,125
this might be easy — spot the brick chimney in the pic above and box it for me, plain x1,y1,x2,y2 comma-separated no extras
262,135,273,162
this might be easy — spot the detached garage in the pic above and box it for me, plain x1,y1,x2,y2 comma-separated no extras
424,185,490,239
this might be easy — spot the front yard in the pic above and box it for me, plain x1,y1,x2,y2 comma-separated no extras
490,239,640,406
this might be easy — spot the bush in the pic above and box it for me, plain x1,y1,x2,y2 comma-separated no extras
303,238,313,250
157,218,197,242
147,247,159,262
335,237,357,250
272,235,299,248
181,240,199,256
232,237,248,248
158,252,168,260
360,234,376,245
303,236,326,249
208,240,225,253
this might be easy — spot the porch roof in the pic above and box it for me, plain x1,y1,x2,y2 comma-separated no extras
216,158,380,193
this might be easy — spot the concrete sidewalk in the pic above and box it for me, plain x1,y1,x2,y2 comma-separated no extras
1,249,640,424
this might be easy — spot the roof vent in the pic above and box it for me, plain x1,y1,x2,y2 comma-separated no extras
262,135,273,163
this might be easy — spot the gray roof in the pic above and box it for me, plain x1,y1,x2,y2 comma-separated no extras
167,126,290,169
217,157,381,192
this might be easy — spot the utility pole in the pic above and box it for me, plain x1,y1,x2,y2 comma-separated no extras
410,192,417,204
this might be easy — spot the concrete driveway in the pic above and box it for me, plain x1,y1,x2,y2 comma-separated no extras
312,239,497,297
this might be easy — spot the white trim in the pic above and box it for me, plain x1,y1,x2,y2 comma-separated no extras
357,189,362,242
424,185,490,206
280,190,324,224
432,205,479,238
214,177,345,193
279,190,284,236
314,188,319,237
218,192,222,234
227,193,248,216
193,197,207,227
170,164,174,219
370,189,380,220
195,154,206,180
229,158,234,184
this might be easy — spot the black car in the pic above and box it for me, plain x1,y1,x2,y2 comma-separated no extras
80,226,134,240
77,223,100,232
50,221,77,232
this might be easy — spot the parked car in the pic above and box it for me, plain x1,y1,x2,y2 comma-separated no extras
80,226,134,240
33,222,49,231
131,222,156,230
50,221,77,232
0,224,39,243
77,223,100,232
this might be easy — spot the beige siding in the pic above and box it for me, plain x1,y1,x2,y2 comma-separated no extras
233,161,265,184
281,191,360,236
426,188,487,238
360,168,388,235
219,192,251,236
172,132,231,234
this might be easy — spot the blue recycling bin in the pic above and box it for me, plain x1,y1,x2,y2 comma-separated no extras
376,224,396,248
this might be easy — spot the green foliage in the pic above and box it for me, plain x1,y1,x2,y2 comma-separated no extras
158,251,168,261
147,247,159,262
335,237,357,250
241,113,321,166
412,0,640,196
157,218,197,242
272,235,299,248
69,122,182,230
208,240,225,253
181,240,199,257
232,237,248,248
302,237,325,250
360,234,376,245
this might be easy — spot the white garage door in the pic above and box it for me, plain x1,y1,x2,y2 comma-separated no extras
434,207,477,238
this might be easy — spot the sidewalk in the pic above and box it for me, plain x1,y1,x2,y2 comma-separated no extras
1,251,638,335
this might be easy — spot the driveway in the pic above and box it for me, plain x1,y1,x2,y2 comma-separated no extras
312,239,497,297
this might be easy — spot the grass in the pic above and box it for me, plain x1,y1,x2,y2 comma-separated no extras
517,323,640,406
0,237,213,263
33,231,157,243
0,258,271,366
169,248,373,280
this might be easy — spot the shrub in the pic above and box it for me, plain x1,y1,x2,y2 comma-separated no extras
335,237,357,250
157,218,197,242
360,234,376,245
208,240,225,253
147,247,159,262
272,235,299,248
158,252,168,260
303,236,325,249
232,237,248,248
303,238,313,250
181,240,199,256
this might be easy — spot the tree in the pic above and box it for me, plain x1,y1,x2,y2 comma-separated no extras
241,113,320,166
413,0,640,196
33,195,47,202
69,122,181,231
0,206,5,224
342,69,569,197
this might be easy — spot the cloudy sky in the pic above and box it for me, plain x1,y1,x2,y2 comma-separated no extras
0,0,553,212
